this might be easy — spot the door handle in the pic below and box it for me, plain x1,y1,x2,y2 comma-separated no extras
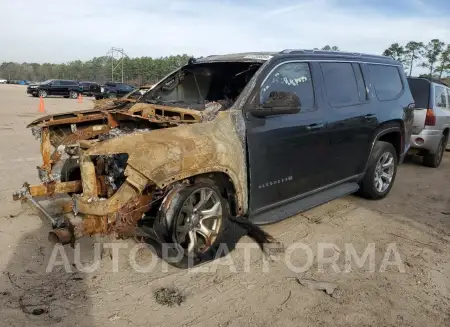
306,123,324,131
365,114,376,120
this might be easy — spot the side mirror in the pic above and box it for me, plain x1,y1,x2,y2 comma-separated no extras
249,91,301,117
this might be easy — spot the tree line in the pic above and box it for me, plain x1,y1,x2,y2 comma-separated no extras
1,42,448,86
383,39,450,78
0,55,192,85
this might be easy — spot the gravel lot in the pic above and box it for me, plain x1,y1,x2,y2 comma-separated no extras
0,84,449,327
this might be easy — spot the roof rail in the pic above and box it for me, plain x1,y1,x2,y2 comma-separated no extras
279,49,389,59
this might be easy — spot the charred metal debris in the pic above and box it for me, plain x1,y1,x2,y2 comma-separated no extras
13,102,224,243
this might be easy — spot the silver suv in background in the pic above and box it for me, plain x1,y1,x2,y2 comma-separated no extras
407,77,450,168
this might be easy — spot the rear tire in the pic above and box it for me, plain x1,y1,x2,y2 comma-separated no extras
423,135,445,168
69,91,78,99
359,141,398,200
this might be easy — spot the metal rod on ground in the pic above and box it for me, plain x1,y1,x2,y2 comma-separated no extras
25,193,57,225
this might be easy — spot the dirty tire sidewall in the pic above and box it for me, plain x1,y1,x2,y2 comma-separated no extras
423,136,445,168
359,141,398,200
156,182,230,268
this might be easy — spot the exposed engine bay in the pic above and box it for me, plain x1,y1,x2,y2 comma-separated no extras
12,60,262,247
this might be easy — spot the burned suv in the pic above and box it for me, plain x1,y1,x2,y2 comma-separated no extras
14,50,414,264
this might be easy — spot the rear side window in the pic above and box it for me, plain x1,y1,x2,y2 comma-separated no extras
261,62,315,111
368,64,403,101
62,81,77,86
407,78,430,109
320,62,360,107
435,86,448,108
447,89,450,108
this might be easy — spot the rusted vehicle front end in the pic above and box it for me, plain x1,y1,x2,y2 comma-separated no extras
13,104,246,245
13,54,270,256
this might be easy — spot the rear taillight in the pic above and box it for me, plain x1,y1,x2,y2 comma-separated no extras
425,108,436,126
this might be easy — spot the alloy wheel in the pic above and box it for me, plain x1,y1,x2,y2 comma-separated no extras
174,187,223,254
374,152,395,193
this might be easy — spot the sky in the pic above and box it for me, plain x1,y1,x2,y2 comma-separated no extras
1,0,450,66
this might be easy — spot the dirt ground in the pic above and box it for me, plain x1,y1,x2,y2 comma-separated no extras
0,84,449,327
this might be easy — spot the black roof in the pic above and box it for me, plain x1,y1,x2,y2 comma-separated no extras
408,76,449,87
195,49,399,66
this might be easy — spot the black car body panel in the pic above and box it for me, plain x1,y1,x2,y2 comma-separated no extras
241,50,414,223
93,82,136,99
79,81,100,96
27,79,82,98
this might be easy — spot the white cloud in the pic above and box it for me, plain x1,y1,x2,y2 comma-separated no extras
0,0,449,66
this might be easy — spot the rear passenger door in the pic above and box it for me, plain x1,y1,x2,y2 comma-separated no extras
319,62,377,182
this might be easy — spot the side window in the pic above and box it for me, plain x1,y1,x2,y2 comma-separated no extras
321,62,360,107
368,64,403,101
260,62,315,111
435,86,448,108
447,89,450,109
353,64,368,101
52,80,61,86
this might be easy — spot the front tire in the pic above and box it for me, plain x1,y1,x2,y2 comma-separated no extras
69,91,78,99
156,181,229,265
38,89,47,98
108,93,117,99
423,135,445,168
359,141,398,200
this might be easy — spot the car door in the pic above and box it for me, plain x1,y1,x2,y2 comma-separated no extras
48,80,61,95
433,85,450,132
244,60,331,214
319,62,378,182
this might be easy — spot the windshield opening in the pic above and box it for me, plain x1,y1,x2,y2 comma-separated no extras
141,62,262,110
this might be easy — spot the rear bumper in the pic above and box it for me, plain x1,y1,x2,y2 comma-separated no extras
409,129,443,154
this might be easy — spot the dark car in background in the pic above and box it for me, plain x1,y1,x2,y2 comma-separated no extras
79,81,100,97
27,79,82,98
93,82,136,100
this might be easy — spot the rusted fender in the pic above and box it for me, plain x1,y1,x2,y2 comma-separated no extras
85,111,248,215
75,166,150,215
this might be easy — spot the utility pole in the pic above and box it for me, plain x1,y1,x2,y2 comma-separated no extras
105,47,128,82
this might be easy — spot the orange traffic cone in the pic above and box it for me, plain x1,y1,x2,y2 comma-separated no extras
38,96,45,113
77,93,83,103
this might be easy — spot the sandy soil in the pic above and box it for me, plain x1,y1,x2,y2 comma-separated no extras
0,84,449,327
